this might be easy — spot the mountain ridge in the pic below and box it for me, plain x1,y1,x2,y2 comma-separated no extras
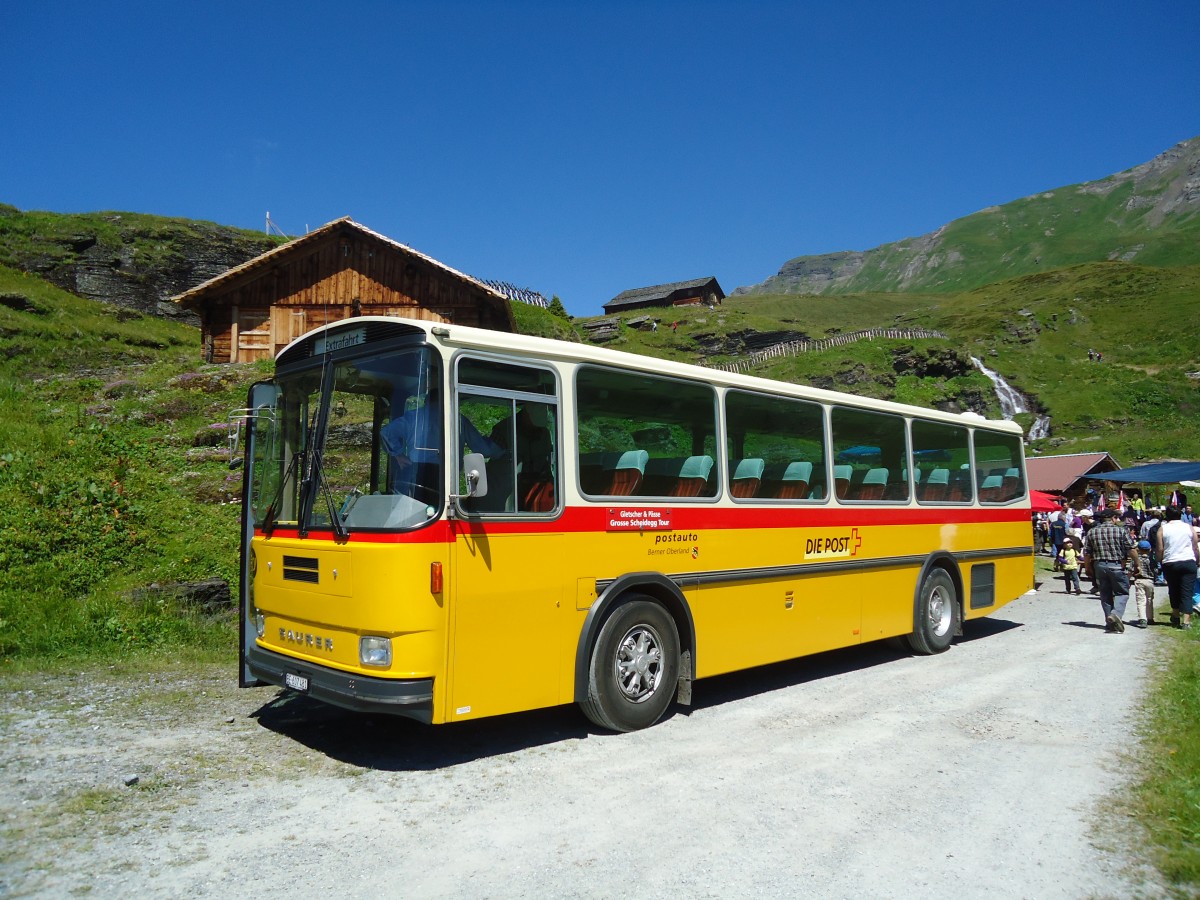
736,136,1200,296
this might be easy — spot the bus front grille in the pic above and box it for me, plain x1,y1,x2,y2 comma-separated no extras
283,555,320,584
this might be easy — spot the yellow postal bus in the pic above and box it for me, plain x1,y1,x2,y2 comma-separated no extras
236,317,1032,731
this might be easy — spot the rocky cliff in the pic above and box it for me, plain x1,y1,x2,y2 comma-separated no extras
0,206,283,324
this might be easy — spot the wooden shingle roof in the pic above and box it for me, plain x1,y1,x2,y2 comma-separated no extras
1025,452,1121,494
605,276,723,312
172,217,508,310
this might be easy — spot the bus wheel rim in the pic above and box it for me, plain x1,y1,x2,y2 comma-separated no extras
614,624,664,703
929,584,952,637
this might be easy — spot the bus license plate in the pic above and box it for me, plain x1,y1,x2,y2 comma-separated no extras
284,672,309,692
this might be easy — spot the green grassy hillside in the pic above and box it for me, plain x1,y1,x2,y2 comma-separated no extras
582,261,1200,463
0,265,260,659
742,136,1200,295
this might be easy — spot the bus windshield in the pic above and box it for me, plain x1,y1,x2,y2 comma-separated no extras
253,346,445,533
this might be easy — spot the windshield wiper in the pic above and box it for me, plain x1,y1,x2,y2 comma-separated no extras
307,450,348,541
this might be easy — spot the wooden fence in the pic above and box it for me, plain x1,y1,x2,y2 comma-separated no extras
706,328,948,374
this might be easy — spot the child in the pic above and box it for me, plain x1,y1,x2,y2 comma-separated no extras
1129,539,1156,628
1059,537,1083,595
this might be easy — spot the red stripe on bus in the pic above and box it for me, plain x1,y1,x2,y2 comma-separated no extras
258,504,1030,543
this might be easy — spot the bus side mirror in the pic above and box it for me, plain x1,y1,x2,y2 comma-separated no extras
462,453,488,498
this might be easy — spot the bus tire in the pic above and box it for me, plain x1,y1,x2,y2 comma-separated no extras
906,568,958,655
582,597,679,733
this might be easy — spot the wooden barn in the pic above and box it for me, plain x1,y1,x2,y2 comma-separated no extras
603,277,725,315
173,217,514,363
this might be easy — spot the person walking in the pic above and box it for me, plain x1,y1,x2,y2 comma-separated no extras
1059,537,1083,594
1156,506,1200,629
1068,508,1086,542
1084,508,1140,633
1129,539,1157,628
1035,513,1050,554
1049,512,1068,570
1077,510,1099,593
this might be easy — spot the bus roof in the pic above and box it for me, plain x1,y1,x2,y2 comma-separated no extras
279,315,1024,436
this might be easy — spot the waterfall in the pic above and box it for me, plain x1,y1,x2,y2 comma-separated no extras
1027,415,1051,440
970,357,1051,440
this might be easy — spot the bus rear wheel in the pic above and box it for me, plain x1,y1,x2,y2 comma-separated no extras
582,597,679,733
906,568,958,655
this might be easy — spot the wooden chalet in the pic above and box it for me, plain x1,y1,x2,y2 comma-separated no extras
173,218,514,363
603,277,725,315
1025,452,1121,504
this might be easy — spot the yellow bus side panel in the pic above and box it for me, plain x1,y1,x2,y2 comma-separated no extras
252,516,1031,724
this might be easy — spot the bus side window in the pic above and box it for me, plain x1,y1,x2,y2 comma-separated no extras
725,389,826,503
455,357,560,516
576,366,716,500
830,406,910,503
912,420,971,504
974,432,1026,504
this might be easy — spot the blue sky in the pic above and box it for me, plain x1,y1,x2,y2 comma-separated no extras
3,1,1197,315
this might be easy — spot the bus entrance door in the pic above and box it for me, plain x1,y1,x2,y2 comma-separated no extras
236,381,279,688
448,522,565,721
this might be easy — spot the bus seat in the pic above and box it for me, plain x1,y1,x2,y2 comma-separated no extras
608,449,649,496
979,474,1003,502
642,457,681,495
522,480,555,512
948,473,971,502
579,451,618,494
1002,468,1022,501
834,464,853,499
731,458,765,498
858,467,888,501
946,465,972,502
672,455,714,497
641,455,713,497
774,460,813,499
921,467,950,501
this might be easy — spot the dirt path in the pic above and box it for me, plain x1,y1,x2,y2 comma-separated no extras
0,581,1165,898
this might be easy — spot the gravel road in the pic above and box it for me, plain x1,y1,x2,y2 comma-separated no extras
1,579,1167,898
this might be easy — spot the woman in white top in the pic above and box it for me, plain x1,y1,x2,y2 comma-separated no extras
1156,506,1200,628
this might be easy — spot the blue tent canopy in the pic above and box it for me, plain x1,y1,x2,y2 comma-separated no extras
1102,461,1200,484
836,445,880,463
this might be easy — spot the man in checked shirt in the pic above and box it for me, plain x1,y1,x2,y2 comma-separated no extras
1084,508,1141,634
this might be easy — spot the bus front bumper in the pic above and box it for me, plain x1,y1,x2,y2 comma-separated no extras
247,644,434,724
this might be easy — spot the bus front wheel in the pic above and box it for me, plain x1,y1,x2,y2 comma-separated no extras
582,597,680,733
906,568,959,655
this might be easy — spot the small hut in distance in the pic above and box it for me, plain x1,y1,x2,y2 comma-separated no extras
603,277,725,316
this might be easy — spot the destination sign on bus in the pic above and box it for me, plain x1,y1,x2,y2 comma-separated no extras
606,507,672,532
314,327,366,355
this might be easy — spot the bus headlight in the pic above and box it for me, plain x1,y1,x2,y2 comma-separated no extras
360,636,392,667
